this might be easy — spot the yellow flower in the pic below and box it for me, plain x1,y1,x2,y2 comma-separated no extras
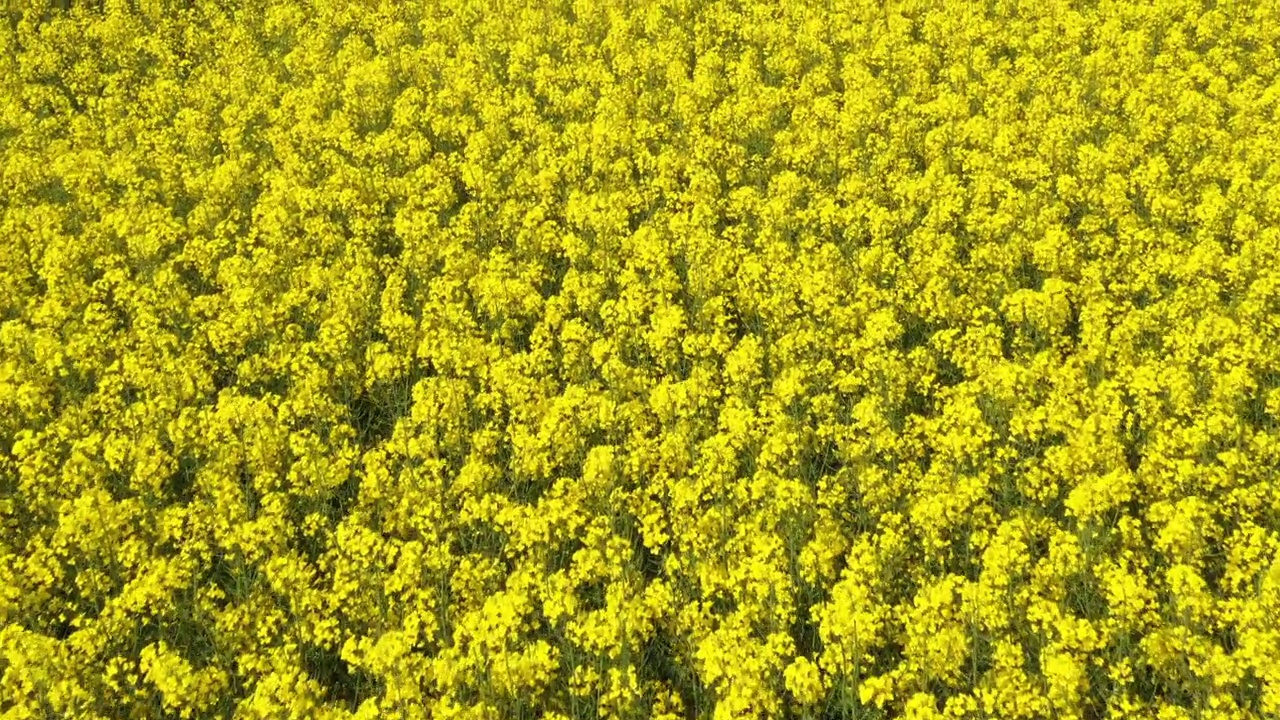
783,655,825,706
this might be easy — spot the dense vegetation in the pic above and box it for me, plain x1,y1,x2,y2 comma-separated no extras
2,1,1280,718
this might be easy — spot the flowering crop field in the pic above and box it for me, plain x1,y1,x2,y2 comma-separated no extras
2,1,1280,718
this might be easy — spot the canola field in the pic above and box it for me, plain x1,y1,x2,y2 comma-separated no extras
3,1,1280,718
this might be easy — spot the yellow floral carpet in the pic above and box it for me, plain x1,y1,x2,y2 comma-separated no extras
2,1,1279,718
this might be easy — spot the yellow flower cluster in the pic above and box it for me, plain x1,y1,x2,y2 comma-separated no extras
3,0,1280,718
